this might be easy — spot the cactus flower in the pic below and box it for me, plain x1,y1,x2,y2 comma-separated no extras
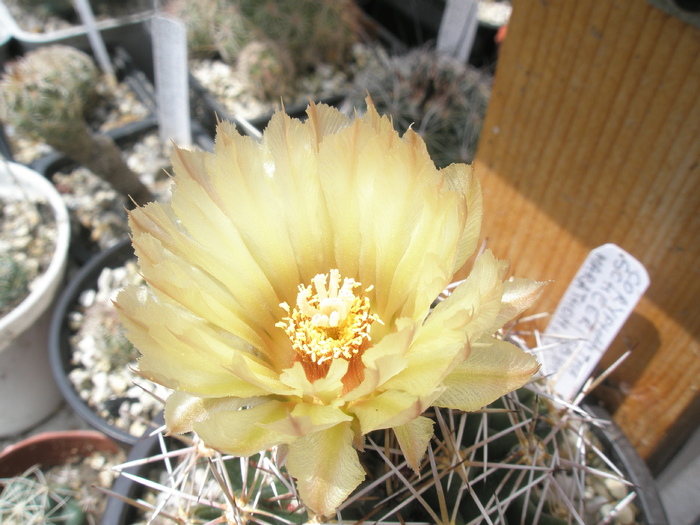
115,101,544,518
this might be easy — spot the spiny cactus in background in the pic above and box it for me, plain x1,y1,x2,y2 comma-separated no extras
20,0,75,17
166,0,253,62
0,256,30,315
0,45,153,206
235,40,295,99
347,47,492,168
0,467,87,524
168,0,363,99
236,0,362,72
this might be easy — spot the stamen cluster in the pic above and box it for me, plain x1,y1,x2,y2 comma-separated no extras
277,269,380,365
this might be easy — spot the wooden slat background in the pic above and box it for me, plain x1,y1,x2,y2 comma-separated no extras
466,0,700,472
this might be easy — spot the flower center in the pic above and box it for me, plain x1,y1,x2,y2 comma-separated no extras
277,269,380,365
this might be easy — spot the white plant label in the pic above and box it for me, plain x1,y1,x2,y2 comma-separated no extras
540,244,650,400
152,15,192,147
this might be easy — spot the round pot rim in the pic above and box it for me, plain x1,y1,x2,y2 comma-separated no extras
0,429,121,478
0,161,71,351
49,237,138,446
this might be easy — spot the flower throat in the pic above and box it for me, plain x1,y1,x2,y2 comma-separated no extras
277,269,380,370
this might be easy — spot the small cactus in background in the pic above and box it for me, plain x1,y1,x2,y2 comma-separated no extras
235,39,295,99
347,47,492,167
166,0,254,61
0,256,30,315
237,0,362,72
168,0,363,100
0,45,153,206
20,0,75,18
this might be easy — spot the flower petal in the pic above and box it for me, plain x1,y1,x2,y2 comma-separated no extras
260,403,352,438
379,250,508,397
164,391,264,434
350,390,428,434
279,358,348,402
393,416,435,472
489,277,547,332
116,286,271,398
433,336,540,411
127,202,292,369
315,105,476,327
342,317,415,402
427,249,509,339
286,422,365,518
191,399,292,457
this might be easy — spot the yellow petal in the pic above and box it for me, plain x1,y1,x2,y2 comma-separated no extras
393,416,435,473
315,107,472,326
191,399,292,457
350,390,428,434
116,287,271,398
433,336,540,411
164,391,264,434
379,250,508,397
286,422,365,518
279,358,348,403
128,203,291,369
260,403,352,438
426,249,508,339
225,351,294,396
489,277,547,332
442,163,482,276
306,102,352,147
342,317,415,402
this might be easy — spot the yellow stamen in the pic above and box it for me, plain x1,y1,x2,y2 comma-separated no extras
277,270,381,365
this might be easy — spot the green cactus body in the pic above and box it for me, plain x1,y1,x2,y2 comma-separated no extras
238,0,360,71
0,45,153,205
235,39,295,99
172,0,362,100
0,45,99,144
349,47,492,167
0,256,30,313
168,0,255,62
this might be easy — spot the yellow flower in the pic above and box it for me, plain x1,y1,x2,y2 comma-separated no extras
115,101,544,518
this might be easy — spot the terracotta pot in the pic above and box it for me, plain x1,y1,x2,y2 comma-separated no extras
0,430,120,478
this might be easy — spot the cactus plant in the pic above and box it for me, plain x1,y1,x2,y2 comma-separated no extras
112,387,641,524
347,47,492,168
236,0,362,72
169,0,363,100
0,45,153,206
110,319,642,524
18,0,75,18
0,466,87,524
235,39,295,100
0,256,30,315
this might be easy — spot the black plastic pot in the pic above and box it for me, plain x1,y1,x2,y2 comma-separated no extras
100,422,167,525
49,238,140,446
189,71,346,141
584,403,669,525
358,0,503,68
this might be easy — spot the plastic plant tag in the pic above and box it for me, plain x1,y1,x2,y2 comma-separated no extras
152,15,192,147
540,244,650,400
437,0,479,62
73,0,115,80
